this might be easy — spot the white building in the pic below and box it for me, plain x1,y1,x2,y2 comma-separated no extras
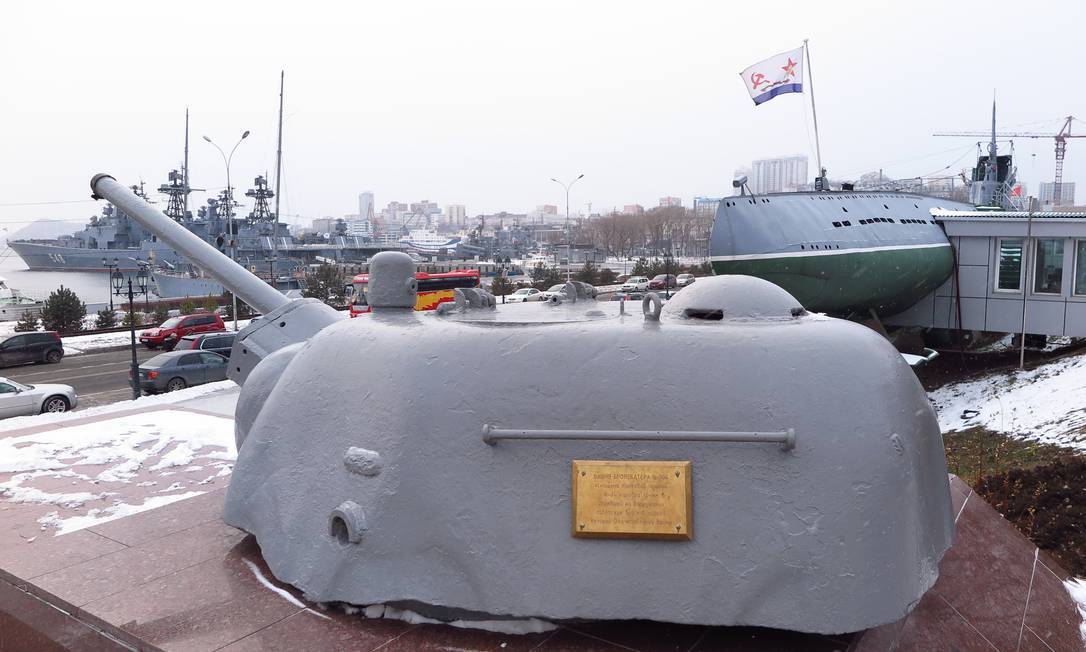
358,192,374,220
659,196,682,208
346,219,372,238
446,204,466,227
751,156,809,194
1039,181,1076,207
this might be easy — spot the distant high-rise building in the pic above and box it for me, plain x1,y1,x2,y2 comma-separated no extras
693,197,722,217
751,156,809,194
622,204,645,215
659,196,682,208
311,217,336,234
358,192,374,220
1039,181,1076,206
446,204,466,228
346,219,372,238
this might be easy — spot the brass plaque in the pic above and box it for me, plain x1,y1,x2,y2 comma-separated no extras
571,460,692,540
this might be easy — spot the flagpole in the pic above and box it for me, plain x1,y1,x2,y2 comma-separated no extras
803,38,824,185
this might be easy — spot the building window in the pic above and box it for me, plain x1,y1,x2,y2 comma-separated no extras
1033,239,1065,294
996,239,1023,291
1075,240,1086,295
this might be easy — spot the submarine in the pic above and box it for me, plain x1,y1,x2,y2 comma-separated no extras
708,190,972,317
711,103,1018,319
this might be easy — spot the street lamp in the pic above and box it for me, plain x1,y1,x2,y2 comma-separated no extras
550,174,584,282
204,130,250,331
114,268,150,400
102,257,119,312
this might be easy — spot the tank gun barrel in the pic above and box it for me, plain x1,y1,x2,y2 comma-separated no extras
90,173,289,315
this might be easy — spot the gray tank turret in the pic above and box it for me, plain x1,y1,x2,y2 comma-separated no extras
90,175,953,635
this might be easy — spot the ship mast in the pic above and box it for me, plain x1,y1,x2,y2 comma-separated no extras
183,108,190,219
246,176,275,222
272,71,284,281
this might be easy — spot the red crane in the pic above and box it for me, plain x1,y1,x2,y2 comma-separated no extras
934,115,1084,206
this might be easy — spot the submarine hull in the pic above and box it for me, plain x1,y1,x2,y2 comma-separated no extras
709,191,971,316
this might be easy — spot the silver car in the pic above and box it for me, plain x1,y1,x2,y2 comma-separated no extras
138,350,229,394
0,377,77,417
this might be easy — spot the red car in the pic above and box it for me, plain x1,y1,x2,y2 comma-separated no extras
139,312,226,350
648,274,677,290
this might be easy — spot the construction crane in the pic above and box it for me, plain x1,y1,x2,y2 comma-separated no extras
934,115,1083,206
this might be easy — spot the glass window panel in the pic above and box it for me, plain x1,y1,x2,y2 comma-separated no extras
1033,239,1064,294
1076,241,1086,295
997,240,1023,291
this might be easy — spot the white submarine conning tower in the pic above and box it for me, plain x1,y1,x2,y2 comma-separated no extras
91,174,954,635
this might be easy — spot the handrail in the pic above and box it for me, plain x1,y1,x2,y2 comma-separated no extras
482,424,796,451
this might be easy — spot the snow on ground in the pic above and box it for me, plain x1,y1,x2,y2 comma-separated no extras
0,406,236,535
929,353,1086,449
0,380,236,433
1065,578,1086,641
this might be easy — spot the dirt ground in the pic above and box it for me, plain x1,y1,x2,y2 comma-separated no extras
929,343,1086,576
975,457,1086,576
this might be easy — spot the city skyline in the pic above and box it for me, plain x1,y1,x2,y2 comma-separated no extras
2,1,1083,229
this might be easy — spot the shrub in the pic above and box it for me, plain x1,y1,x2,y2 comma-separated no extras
490,274,515,296
152,303,170,325
14,310,38,332
302,264,346,306
179,299,197,315
575,261,598,285
95,308,118,329
40,286,86,333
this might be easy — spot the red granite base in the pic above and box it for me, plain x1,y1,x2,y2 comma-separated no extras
0,463,1081,650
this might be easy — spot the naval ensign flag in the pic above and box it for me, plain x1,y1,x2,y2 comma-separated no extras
740,46,805,105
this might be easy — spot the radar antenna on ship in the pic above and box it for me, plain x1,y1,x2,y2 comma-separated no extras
158,169,192,221
245,175,275,223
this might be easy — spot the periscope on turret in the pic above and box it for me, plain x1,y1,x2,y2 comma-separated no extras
89,174,957,635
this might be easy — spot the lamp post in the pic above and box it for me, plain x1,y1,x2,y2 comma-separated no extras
664,249,674,300
204,130,250,331
102,257,119,312
114,268,150,400
550,174,584,282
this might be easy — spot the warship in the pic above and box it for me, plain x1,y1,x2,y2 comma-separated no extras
8,171,390,298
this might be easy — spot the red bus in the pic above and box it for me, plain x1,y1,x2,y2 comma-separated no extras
349,269,481,316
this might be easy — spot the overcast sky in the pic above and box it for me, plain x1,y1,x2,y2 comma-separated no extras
1,0,1081,228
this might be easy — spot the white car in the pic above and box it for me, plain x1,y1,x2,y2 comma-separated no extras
540,283,568,300
505,287,543,303
620,276,650,292
0,377,77,417
676,273,696,287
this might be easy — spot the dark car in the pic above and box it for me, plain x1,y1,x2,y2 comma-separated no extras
0,332,64,368
139,312,225,350
177,332,237,358
648,274,678,290
137,350,229,394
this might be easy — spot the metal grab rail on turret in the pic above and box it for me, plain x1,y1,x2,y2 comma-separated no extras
90,174,290,317
482,424,796,451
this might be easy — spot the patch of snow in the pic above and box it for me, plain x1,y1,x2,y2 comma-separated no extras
1,410,235,534
243,559,331,620
1064,577,1086,641
348,603,556,634
929,353,1086,448
150,443,195,471
0,381,236,432
44,492,205,535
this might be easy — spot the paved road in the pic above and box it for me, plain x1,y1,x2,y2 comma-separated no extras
0,346,161,410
